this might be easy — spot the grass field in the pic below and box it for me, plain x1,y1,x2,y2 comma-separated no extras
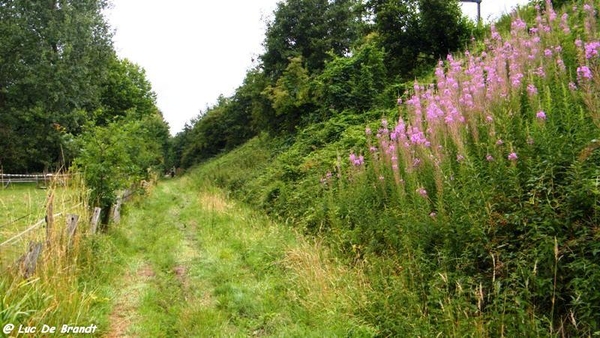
0,181,85,265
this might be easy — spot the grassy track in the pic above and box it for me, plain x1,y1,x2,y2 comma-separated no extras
106,176,375,337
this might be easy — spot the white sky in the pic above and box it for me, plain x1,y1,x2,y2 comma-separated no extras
106,0,530,135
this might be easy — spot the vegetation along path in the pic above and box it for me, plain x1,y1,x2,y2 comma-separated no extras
106,176,375,337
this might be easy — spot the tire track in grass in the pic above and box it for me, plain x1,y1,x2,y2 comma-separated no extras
106,260,155,338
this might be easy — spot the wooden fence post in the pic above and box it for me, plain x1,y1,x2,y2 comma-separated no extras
21,241,43,279
123,188,133,202
112,196,123,224
66,214,79,247
46,192,54,244
90,207,101,234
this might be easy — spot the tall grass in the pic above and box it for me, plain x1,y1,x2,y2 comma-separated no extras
0,175,120,334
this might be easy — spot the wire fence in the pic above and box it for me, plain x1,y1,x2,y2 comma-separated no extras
0,173,124,278
1,173,72,188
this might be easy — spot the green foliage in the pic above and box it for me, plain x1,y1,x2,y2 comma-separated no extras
74,112,168,222
0,0,114,172
261,0,360,79
98,58,159,125
314,40,387,114
173,0,481,165
263,57,314,132
365,0,474,80
180,0,600,336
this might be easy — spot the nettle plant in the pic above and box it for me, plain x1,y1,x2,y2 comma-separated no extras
329,0,600,334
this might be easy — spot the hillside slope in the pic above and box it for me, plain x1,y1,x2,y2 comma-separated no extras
190,1,600,336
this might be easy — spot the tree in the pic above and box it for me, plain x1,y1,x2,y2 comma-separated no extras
263,56,314,133
418,0,472,63
261,0,360,79
0,0,114,172
364,0,421,79
74,111,169,225
313,39,387,114
364,0,472,80
98,57,159,125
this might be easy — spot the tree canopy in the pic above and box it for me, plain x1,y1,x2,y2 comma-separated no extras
0,0,169,175
174,0,475,167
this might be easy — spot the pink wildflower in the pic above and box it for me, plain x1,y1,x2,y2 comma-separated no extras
349,153,364,166
536,111,547,120
412,158,422,168
549,8,557,22
486,154,494,162
511,18,527,32
527,84,538,95
534,67,546,78
584,41,600,59
508,152,518,161
561,13,570,33
491,25,501,40
577,66,593,80
416,187,428,197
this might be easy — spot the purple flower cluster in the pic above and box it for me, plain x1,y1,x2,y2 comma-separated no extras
584,41,600,59
536,111,547,120
349,153,364,167
577,66,593,80
346,0,599,199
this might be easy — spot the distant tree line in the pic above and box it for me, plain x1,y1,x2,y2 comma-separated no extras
171,0,477,168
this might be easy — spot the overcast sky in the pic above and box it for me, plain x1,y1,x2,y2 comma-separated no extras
105,0,530,135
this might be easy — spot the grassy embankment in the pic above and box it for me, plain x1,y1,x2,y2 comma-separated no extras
186,1,600,336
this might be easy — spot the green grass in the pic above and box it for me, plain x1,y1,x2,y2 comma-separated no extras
105,175,376,337
0,184,49,243
0,179,116,337
0,180,85,265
